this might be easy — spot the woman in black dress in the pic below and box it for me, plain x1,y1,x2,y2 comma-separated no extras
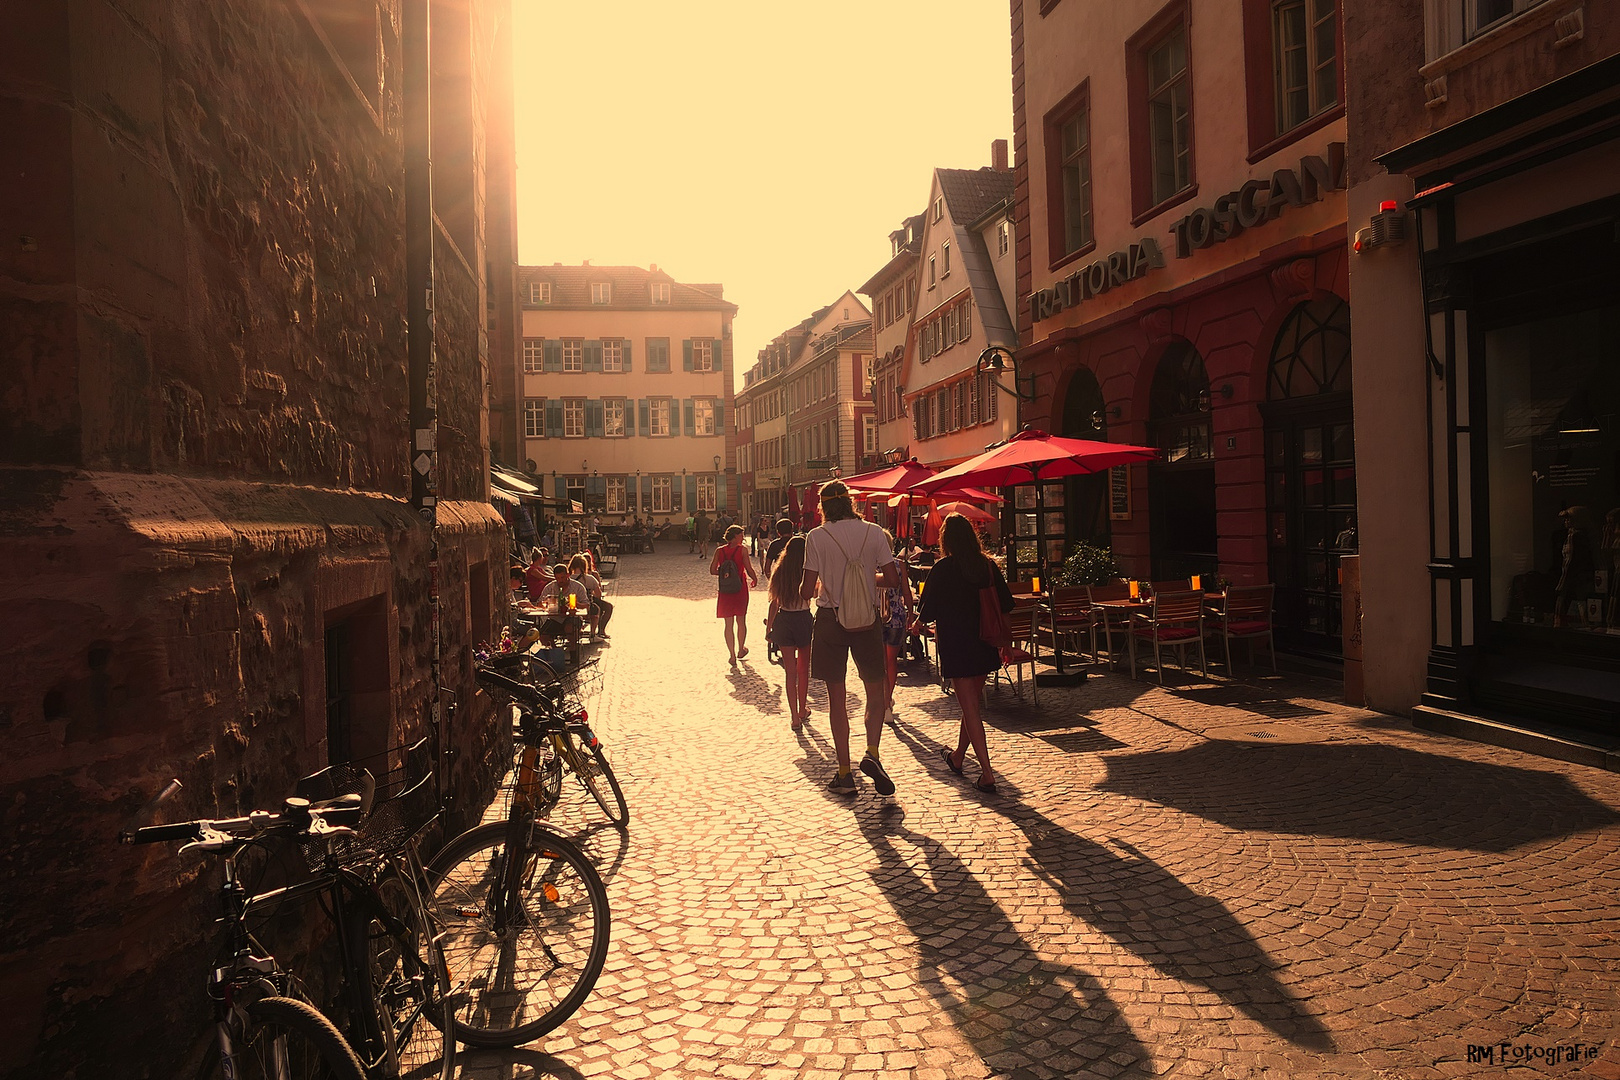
916,514,1014,793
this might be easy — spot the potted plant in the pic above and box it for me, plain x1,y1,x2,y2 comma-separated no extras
1054,542,1122,588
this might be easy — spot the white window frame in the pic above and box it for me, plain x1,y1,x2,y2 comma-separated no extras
864,415,877,454
928,255,937,288
933,196,944,222
606,476,626,513
693,338,715,372
651,282,671,304
566,477,585,507
695,398,717,437
998,219,1010,257
650,399,672,437
591,282,611,305
562,339,583,373
523,281,550,304
523,338,543,374
942,241,951,277
524,399,543,438
604,399,626,438
652,476,672,513
563,399,586,438
697,475,717,512
603,338,624,372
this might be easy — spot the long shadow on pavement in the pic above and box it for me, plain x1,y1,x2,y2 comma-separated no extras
1096,740,1620,851
725,661,785,717
888,722,1335,1052
453,1047,585,1080
854,805,1155,1079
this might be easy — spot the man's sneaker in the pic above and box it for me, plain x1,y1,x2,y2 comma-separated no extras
827,772,857,797
859,754,896,796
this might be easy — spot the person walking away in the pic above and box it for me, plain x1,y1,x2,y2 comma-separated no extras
800,480,903,797
695,510,713,559
767,535,813,731
917,513,1014,794
569,553,612,639
879,529,913,727
686,512,696,554
763,517,794,580
712,524,759,664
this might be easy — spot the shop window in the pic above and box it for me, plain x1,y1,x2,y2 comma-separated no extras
1487,305,1620,632
1148,341,1217,581
698,475,717,511
606,477,626,513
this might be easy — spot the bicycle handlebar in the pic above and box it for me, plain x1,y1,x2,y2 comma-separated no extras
475,664,542,706
120,793,366,851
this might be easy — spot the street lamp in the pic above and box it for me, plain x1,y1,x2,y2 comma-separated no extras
977,346,1039,402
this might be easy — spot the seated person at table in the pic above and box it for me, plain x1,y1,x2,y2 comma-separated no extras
535,563,589,644
524,549,551,602
570,553,613,638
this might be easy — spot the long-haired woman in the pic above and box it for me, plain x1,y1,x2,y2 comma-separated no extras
767,535,813,731
916,513,1014,793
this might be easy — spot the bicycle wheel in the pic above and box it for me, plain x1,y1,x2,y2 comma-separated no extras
565,729,629,828
425,819,610,1047
346,866,456,1079
218,996,367,1080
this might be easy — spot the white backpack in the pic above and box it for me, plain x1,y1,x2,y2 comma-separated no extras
828,526,878,632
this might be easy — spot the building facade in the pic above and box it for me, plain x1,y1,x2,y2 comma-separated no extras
1012,0,1353,655
738,330,798,521
1346,0,1620,728
864,214,925,467
0,2,515,1075
780,294,876,508
901,156,1021,474
518,265,737,524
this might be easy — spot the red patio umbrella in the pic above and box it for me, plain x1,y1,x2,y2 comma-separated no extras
786,486,801,525
912,429,1158,681
802,483,823,528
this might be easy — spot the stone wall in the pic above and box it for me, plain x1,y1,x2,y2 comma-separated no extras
0,1,516,1075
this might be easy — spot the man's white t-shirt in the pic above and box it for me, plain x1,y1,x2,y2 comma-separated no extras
802,517,897,612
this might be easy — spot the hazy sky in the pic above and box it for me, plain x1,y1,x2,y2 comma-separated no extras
511,1,1014,390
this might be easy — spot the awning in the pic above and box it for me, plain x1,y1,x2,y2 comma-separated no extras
491,467,541,494
490,487,520,506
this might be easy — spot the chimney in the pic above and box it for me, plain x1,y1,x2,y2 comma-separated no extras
650,263,658,273
991,139,1009,172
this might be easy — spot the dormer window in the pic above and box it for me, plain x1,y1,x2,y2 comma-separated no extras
933,196,944,222
651,282,671,304
591,282,611,305
523,281,550,305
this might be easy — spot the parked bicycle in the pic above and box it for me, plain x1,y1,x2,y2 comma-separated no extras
480,652,627,828
422,661,615,1047
121,757,455,1080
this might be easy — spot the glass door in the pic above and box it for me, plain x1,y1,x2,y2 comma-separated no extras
1266,414,1356,656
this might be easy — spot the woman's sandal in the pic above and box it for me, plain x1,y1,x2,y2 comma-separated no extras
942,749,965,776
974,779,999,795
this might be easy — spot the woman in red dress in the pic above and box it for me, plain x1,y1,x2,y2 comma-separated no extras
711,524,759,664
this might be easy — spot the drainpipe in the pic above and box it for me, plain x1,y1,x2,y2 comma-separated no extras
403,0,444,778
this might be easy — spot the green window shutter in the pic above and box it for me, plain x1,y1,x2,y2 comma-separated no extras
716,475,727,511
686,474,698,510
638,399,650,437
544,340,562,372
622,339,632,372
587,476,605,497
586,400,603,438
545,400,563,438
683,340,694,371
584,341,602,372
554,477,567,500
713,401,725,435
713,338,724,371
683,399,695,437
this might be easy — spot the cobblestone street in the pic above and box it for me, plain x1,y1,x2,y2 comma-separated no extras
459,551,1620,1080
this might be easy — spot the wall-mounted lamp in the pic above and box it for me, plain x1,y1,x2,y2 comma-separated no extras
1195,384,1235,412
713,454,722,471
1089,406,1125,428
581,459,589,473
976,346,1038,402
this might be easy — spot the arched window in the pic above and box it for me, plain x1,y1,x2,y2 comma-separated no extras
1149,342,1212,463
1268,296,1351,400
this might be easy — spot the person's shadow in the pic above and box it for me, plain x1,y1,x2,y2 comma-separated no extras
725,662,784,717
854,806,1156,1078
890,723,1334,1051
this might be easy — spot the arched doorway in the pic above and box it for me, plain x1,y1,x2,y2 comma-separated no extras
1148,342,1217,580
1262,296,1355,658
1059,367,1110,550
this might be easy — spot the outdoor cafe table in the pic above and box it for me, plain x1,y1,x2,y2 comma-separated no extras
1089,597,1150,671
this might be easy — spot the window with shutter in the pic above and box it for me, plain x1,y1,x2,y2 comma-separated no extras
564,399,586,438
650,399,671,437
605,399,626,437
524,399,543,438
562,339,584,372
602,339,623,372
544,340,562,372
523,338,543,374
647,338,670,372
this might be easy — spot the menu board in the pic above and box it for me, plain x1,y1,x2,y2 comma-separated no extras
1109,465,1131,521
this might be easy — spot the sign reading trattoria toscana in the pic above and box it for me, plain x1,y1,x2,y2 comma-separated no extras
1028,141,1347,325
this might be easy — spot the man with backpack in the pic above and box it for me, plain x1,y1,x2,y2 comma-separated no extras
799,480,904,798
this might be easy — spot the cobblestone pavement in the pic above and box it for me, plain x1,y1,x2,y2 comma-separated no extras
459,550,1620,1080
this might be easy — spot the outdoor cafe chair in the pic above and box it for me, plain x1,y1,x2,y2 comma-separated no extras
1045,586,1095,659
1205,583,1277,674
1086,583,1135,669
1128,590,1208,683
990,598,1042,704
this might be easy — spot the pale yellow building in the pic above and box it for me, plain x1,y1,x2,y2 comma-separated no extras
519,264,737,521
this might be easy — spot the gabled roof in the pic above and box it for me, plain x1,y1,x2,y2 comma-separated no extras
937,168,1015,227
517,264,737,313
